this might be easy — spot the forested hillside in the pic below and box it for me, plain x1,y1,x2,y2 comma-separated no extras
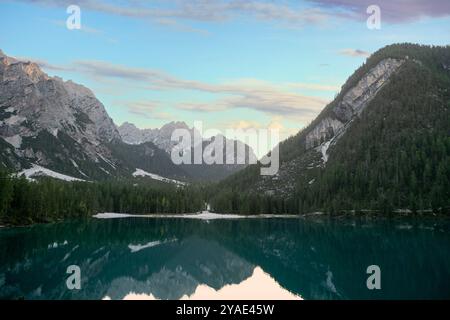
0,170,205,225
209,44,450,215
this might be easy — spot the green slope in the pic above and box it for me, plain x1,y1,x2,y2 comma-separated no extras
209,44,450,214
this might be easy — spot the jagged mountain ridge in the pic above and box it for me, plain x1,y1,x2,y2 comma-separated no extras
118,121,196,153
118,121,258,181
0,49,255,182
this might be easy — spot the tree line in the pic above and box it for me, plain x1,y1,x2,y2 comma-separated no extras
0,172,205,225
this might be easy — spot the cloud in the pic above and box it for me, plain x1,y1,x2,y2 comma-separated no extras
13,0,450,32
15,0,330,30
306,0,450,23
177,102,228,112
17,55,330,119
219,116,299,154
338,48,371,57
121,100,160,113
175,88,328,121
112,100,173,120
215,91,327,117
12,55,75,72
223,119,264,130
286,82,340,91
46,19,103,34
153,18,211,36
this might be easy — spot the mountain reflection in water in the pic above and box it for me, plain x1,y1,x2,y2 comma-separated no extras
0,217,449,300
110,267,302,300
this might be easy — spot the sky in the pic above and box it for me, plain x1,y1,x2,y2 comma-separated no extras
0,0,449,156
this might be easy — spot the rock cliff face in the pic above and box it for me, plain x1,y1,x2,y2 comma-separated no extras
305,58,404,149
0,51,120,167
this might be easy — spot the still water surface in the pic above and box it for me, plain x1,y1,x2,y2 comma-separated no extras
0,216,449,299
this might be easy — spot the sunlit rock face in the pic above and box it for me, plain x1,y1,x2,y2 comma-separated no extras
0,51,122,176
305,58,404,149
0,53,120,147
305,117,343,150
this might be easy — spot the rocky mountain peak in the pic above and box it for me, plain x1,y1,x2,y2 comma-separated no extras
120,122,138,129
0,49,120,171
22,61,48,83
160,121,189,131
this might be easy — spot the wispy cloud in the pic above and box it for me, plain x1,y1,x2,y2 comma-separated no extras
306,0,450,23
46,19,102,34
219,116,299,146
14,0,331,31
121,100,159,114
44,18,119,43
338,48,370,58
11,0,450,36
12,55,74,72
153,18,211,36
175,86,328,121
112,100,174,120
16,55,331,119
286,82,340,91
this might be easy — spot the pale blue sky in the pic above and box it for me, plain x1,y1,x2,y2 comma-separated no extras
1,0,449,155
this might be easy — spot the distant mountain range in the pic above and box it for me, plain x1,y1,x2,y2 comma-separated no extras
118,121,196,153
118,121,257,181
0,49,255,183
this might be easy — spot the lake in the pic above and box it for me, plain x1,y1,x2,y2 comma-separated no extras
0,215,449,299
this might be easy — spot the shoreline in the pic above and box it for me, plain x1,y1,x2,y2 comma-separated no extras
93,210,450,220
93,211,301,220
1,209,448,228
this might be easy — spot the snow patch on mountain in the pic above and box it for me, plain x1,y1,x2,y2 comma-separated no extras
319,140,331,164
132,168,186,186
3,135,22,149
17,164,86,182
